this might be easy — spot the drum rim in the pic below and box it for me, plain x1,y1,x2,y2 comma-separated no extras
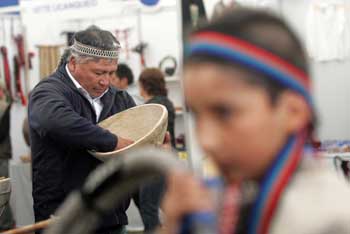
89,104,168,157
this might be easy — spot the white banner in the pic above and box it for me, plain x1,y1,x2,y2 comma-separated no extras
20,0,175,22
21,0,131,22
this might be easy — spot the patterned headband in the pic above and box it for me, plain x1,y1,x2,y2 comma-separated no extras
70,39,121,59
188,31,313,108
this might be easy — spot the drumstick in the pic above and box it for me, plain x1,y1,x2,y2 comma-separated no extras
1,218,53,234
45,147,182,234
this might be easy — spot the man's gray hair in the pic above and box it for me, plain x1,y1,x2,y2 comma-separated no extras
58,25,120,66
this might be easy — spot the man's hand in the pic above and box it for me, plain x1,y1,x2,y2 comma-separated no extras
115,136,134,150
161,131,172,151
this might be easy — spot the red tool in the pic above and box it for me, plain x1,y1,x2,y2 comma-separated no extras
14,35,25,65
13,33,33,106
0,47,12,100
13,55,26,105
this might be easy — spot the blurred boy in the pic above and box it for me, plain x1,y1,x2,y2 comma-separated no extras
161,8,350,234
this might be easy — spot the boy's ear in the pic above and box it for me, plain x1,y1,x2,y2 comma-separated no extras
277,91,311,134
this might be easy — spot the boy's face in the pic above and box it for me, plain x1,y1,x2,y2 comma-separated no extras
184,63,291,182
110,73,128,90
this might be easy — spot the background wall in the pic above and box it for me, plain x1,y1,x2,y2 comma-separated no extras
203,0,350,141
13,0,350,160
10,0,350,162
10,0,183,162
280,0,350,140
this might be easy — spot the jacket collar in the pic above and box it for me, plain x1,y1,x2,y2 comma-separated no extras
56,64,125,122
55,63,123,96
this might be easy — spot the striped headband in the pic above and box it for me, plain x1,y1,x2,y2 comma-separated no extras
71,39,121,59
188,31,313,109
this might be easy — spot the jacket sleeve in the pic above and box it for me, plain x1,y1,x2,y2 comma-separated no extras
28,82,117,152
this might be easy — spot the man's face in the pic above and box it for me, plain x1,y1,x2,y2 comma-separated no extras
69,58,118,97
184,63,291,182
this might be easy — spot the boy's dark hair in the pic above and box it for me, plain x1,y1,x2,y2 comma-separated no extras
139,68,168,97
187,8,309,104
116,63,134,85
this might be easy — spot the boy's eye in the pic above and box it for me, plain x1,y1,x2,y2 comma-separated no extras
185,103,197,117
189,109,197,118
211,105,233,120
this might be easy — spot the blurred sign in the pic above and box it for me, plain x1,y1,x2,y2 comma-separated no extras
140,0,160,6
20,0,120,22
20,0,175,22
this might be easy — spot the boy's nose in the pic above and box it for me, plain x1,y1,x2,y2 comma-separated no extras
196,119,219,155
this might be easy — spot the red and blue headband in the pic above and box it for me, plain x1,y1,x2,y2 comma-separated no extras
188,31,313,109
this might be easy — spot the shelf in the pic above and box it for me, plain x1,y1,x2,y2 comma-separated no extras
176,110,183,115
175,106,183,115
165,76,180,82
321,152,350,158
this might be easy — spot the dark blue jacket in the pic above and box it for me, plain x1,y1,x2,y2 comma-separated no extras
28,64,135,232
146,96,175,148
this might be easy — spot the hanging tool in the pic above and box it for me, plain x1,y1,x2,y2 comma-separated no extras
135,9,148,68
13,55,26,105
181,0,207,43
14,35,25,65
123,28,132,60
159,55,178,76
13,35,28,105
10,17,21,104
11,18,35,103
0,47,12,100
28,52,35,69
132,42,148,68
115,28,133,60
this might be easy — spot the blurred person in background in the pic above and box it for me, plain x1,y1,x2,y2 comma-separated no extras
111,63,143,105
139,68,175,148
130,67,176,234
